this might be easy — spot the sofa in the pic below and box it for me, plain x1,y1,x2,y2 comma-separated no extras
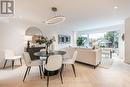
76,48,102,67
62,47,102,68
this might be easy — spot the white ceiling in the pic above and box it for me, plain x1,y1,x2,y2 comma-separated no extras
15,0,130,32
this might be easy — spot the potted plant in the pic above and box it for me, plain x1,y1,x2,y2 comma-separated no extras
36,37,54,53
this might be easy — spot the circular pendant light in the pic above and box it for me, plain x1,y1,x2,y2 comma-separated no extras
44,7,66,25
45,15,66,24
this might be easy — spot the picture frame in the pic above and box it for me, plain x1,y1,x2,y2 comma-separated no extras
58,35,71,44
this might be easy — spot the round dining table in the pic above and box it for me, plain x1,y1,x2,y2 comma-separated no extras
34,50,66,57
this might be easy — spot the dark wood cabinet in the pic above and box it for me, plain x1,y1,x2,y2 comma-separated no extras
26,47,44,60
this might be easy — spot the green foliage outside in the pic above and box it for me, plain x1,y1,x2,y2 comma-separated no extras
104,31,119,48
77,37,84,46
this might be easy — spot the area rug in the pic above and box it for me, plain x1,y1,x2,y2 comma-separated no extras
99,57,113,69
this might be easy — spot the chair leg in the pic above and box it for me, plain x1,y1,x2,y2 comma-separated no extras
23,66,30,82
3,60,7,69
41,65,45,77
12,60,14,69
60,64,64,84
47,72,49,87
20,58,22,66
60,69,63,84
71,64,76,77
28,67,31,75
39,65,42,79
61,64,64,72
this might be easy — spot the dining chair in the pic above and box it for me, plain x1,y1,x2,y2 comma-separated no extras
22,52,44,82
62,47,75,59
44,55,63,87
3,49,22,69
62,50,78,77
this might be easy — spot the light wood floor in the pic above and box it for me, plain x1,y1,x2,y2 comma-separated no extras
0,58,130,87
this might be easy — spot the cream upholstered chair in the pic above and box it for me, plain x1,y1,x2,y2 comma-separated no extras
3,49,22,69
44,55,63,87
62,47,76,59
23,52,44,82
63,50,78,77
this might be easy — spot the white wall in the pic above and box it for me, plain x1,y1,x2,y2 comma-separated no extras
0,20,24,67
77,24,123,35
0,18,46,68
52,32,74,50
118,26,125,59
125,18,130,63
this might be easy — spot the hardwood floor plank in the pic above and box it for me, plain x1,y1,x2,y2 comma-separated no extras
0,58,130,87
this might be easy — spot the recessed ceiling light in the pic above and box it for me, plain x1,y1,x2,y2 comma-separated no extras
114,6,118,9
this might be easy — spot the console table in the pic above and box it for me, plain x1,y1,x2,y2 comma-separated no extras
26,47,44,60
